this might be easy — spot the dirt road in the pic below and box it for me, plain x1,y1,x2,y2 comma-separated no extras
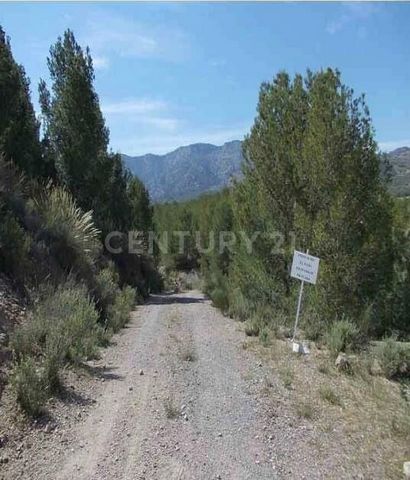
57,291,278,480
2,291,407,480
4,292,283,479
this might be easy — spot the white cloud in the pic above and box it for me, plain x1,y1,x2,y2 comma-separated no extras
102,95,248,156
379,139,410,152
326,3,380,35
113,125,249,156
141,117,180,132
93,56,110,70
102,97,180,138
82,13,190,63
102,99,167,115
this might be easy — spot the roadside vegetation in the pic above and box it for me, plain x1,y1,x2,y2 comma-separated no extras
244,332,410,478
154,70,410,365
153,70,410,470
0,26,161,416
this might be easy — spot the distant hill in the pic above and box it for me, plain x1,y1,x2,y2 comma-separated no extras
122,141,243,202
123,142,410,202
387,147,410,196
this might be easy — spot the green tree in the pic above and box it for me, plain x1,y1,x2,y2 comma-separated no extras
0,26,49,177
39,29,110,223
128,176,152,233
234,68,393,331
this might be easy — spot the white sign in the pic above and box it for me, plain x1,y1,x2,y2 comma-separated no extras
290,250,320,285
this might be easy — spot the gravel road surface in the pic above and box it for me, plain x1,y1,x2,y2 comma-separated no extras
2,291,358,479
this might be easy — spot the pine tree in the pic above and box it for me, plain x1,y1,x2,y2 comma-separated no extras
234,68,393,326
0,26,48,177
39,29,110,219
128,176,152,233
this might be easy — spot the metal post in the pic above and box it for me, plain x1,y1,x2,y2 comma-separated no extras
292,280,304,342
291,249,309,342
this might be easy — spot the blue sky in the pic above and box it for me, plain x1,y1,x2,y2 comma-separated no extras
0,2,409,155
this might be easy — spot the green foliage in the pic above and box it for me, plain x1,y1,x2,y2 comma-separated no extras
279,366,294,389
35,185,100,273
236,68,393,331
38,29,152,242
259,327,270,346
300,308,328,341
11,357,47,417
374,338,410,379
0,211,31,278
244,323,259,337
11,283,101,364
49,285,101,362
0,26,157,417
10,282,105,415
296,401,315,420
0,27,46,178
244,319,260,337
10,276,137,417
180,271,203,291
386,198,410,336
228,287,251,321
151,67,407,345
319,385,342,406
3,22,410,414
325,318,360,356
128,177,153,232
106,286,135,332
93,262,119,313
209,286,229,312
39,30,109,215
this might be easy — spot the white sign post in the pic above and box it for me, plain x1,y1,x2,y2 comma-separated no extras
290,250,320,344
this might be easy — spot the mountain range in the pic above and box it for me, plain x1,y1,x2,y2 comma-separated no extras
122,141,243,203
122,142,410,202
387,147,410,197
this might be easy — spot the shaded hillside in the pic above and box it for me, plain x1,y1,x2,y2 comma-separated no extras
122,141,243,202
388,147,410,196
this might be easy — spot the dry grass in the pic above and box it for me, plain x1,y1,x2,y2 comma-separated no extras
295,400,316,420
319,385,342,406
279,365,294,389
163,396,179,419
240,325,410,479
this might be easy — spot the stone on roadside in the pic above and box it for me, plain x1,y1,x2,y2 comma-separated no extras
335,353,350,371
139,369,144,376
